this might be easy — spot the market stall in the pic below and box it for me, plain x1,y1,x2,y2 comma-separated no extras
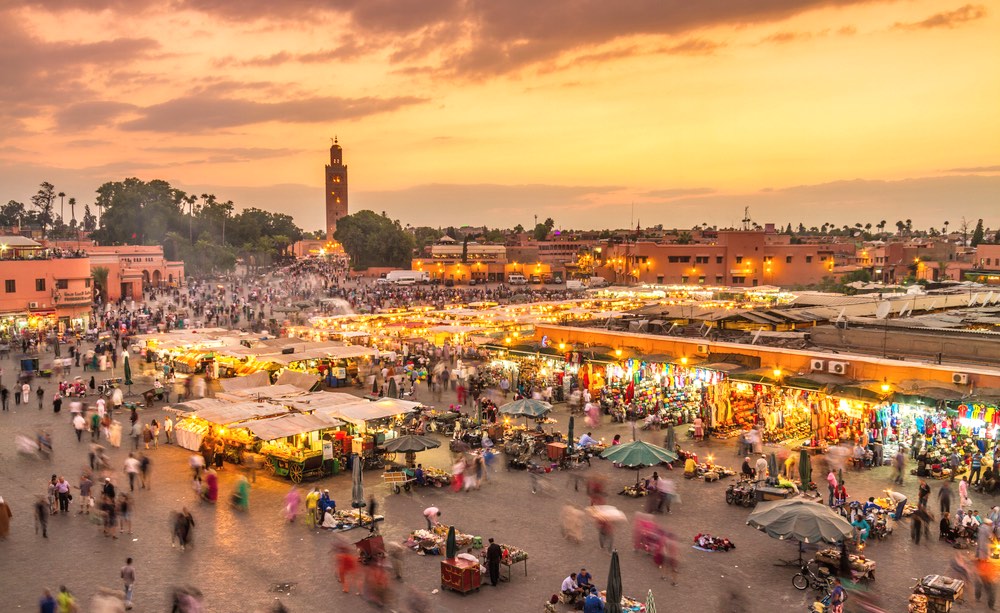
235,412,344,482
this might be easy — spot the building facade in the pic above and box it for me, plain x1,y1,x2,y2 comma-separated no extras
83,245,185,301
0,237,92,333
325,138,349,239
603,231,848,287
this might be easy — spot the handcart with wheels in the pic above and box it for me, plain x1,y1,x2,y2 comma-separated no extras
382,467,415,494
355,533,385,565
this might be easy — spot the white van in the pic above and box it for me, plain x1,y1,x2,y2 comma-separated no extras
589,276,609,288
566,280,585,290
385,270,429,285
507,273,527,285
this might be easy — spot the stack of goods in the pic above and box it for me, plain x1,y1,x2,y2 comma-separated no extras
496,544,528,564
710,424,744,439
422,467,452,487
874,497,916,517
815,548,876,574
330,509,384,531
907,594,928,613
620,484,647,498
403,525,478,555
693,533,736,551
696,462,735,481
618,594,646,613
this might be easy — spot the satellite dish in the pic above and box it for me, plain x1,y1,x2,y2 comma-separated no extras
983,292,994,306
835,308,846,322
875,301,892,320
751,328,763,345
970,293,980,307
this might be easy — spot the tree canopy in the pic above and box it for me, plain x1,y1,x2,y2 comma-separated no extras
334,210,415,270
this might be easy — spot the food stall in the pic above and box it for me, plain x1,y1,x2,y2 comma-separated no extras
326,398,421,469
480,543,528,582
171,399,290,451
236,412,344,482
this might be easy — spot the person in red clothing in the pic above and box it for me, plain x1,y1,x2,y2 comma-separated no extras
334,542,359,594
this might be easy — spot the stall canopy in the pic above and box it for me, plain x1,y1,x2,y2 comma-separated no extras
186,401,289,426
275,369,320,391
782,373,849,392
234,412,340,441
171,398,231,413
218,371,271,392
221,384,305,401
281,391,359,414
332,398,420,425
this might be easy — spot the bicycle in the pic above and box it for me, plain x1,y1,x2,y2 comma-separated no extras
793,562,833,592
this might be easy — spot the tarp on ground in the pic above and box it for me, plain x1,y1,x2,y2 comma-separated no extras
276,369,321,391
219,371,271,392
186,401,289,425
233,412,340,441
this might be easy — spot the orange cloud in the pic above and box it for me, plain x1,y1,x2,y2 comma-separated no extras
894,4,987,30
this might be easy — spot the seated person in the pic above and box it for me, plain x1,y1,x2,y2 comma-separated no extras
979,467,996,493
544,595,559,613
940,512,956,540
862,497,880,514
684,456,697,478
611,434,622,446
577,567,593,591
319,489,336,514
741,457,754,479
414,464,426,486
321,507,338,529
481,432,494,449
578,432,598,448
962,510,981,531
583,587,605,613
851,516,870,543
561,572,584,603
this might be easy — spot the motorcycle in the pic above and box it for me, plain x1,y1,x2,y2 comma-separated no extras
725,479,756,507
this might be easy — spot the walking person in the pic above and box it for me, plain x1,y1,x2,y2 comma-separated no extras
940,482,953,514
72,413,86,442
121,557,136,610
893,449,905,485
164,415,173,444
124,453,141,492
139,454,151,489
1,385,8,411
36,385,44,410
55,477,71,513
34,495,48,538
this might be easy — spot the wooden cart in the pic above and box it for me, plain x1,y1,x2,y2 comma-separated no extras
441,557,481,594
382,468,415,494
266,451,330,483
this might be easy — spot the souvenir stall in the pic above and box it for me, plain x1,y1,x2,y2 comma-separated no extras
403,524,477,556
319,397,421,469
479,542,528,582
600,358,725,425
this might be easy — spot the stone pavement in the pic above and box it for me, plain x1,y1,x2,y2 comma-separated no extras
0,352,994,612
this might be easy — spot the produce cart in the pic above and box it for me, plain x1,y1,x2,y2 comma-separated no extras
266,450,329,483
481,543,528,582
242,412,343,483
910,575,964,612
814,547,876,582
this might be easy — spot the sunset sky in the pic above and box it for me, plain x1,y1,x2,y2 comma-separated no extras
1,0,998,232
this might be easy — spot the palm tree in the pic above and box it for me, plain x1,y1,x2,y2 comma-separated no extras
58,191,65,221
877,220,886,235
943,220,950,235
185,194,197,244
68,197,76,223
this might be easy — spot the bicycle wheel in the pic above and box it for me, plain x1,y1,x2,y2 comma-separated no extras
792,573,809,590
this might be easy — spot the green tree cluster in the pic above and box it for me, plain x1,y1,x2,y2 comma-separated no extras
334,210,415,270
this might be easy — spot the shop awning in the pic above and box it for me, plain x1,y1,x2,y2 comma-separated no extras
331,398,420,425
699,362,745,373
233,412,340,441
220,384,306,401
275,370,320,391
186,401,290,425
218,371,271,392
172,398,231,413
729,368,779,385
829,384,886,403
281,391,361,414
782,373,849,392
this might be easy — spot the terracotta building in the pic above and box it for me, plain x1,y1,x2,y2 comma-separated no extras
0,236,93,332
603,230,850,287
83,245,185,301
325,138,349,239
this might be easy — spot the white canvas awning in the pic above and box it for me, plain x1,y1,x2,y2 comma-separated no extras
330,398,420,426
218,371,271,392
232,412,340,441
186,401,289,425
275,370,320,391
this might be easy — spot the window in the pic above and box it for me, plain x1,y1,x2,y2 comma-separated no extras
716,256,723,264
56,279,68,289
715,275,724,283
85,279,92,288
731,276,745,284
35,279,45,291
698,276,706,284
786,256,793,264
680,276,688,284
806,256,813,263
4,280,14,293
735,256,743,264
763,256,773,263
667,255,691,263
695,256,710,264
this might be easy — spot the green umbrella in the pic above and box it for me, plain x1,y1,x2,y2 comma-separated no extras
445,525,457,559
798,450,812,485
601,440,679,485
646,589,656,613
498,398,552,419
606,550,623,613
568,415,575,451
123,352,133,386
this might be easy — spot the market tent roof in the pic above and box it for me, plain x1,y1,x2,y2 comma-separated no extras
275,369,320,391
171,398,231,413
829,382,887,403
218,371,271,392
186,401,290,425
220,384,306,401
783,372,850,392
280,391,360,414
699,362,745,373
498,398,552,418
233,412,340,441
729,368,780,385
331,398,420,425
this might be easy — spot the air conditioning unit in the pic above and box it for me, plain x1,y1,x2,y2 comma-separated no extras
810,359,826,372
28,301,39,309
952,373,970,385
696,344,709,354
828,360,849,375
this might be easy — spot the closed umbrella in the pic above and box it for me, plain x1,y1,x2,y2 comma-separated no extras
445,525,457,559
768,452,779,480
646,589,656,613
799,450,812,485
606,550,623,613
388,377,398,398
123,351,133,394
371,378,379,395
383,434,441,453
664,426,676,453
568,415,575,452
351,453,365,524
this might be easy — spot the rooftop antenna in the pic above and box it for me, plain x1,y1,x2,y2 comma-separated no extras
742,206,752,231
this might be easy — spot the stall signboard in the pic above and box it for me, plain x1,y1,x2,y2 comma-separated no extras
334,367,347,379
55,288,93,306
323,440,334,460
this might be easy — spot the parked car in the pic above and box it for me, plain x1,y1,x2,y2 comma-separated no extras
530,274,542,284
444,278,455,287
542,273,554,284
